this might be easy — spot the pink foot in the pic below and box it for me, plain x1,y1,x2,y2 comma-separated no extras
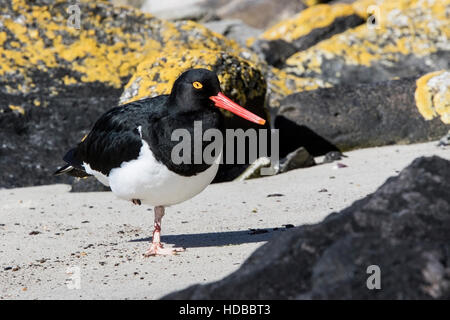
143,242,185,257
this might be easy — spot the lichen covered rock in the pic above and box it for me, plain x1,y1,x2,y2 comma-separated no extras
415,70,450,124
277,75,449,151
0,0,255,114
251,3,365,67
214,0,308,29
266,68,332,107
284,0,450,85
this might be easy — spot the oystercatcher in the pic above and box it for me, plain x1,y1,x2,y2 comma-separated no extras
55,69,265,256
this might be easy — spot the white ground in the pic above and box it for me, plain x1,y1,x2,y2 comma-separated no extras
0,141,448,300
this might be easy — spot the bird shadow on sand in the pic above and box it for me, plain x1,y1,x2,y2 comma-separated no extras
129,228,288,248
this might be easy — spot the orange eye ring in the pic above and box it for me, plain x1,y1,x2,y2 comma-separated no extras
193,81,203,89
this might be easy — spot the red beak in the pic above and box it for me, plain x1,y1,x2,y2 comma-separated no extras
210,92,266,125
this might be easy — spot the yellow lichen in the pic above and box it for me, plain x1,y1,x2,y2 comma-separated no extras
9,105,25,115
415,70,450,124
261,4,360,42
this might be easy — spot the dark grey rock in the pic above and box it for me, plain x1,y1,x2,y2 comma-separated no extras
0,83,121,190
215,0,307,29
438,131,450,147
253,14,364,67
251,39,298,68
163,156,450,299
141,0,216,22
279,147,315,173
274,115,340,158
203,19,262,47
323,151,345,163
277,78,449,151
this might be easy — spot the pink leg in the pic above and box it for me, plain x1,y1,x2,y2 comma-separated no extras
143,206,185,257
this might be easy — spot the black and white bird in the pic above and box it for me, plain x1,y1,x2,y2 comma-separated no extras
55,69,265,256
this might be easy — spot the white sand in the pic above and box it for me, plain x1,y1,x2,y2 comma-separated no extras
0,141,448,299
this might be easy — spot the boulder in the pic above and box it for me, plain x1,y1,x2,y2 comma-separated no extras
253,3,365,67
163,156,450,299
284,0,450,85
415,70,450,125
203,19,262,47
265,68,332,108
140,0,214,22
214,0,308,29
276,76,449,151
274,115,340,158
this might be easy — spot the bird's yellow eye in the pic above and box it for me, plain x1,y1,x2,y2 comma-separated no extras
193,81,203,89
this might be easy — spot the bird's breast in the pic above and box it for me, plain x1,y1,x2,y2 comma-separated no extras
107,139,221,206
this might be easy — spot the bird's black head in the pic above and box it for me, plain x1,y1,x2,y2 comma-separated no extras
169,68,266,125
169,69,221,110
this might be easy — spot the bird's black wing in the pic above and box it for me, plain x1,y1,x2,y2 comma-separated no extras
56,96,169,177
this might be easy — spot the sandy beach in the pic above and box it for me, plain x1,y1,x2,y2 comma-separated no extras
0,141,448,300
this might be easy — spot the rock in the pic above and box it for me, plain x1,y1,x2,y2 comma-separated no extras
163,156,450,299
322,151,345,163
414,70,450,125
284,0,450,85
215,0,308,29
277,77,449,151
234,147,316,181
254,3,365,67
278,147,315,173
0,0,264,189
234,157,271,181
438,131,450,147
0,83,121,190
140,0,215,22
203,19,262,47
251,39,298,68
275,115,340,158
265,68,332,108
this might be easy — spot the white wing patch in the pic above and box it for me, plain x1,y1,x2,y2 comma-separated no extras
83,162,110,186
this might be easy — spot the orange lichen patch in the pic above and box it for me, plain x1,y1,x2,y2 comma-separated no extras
285,0,450,74
415,71,450,124
261,4,360,42
9,105,25,115
120,48,265,107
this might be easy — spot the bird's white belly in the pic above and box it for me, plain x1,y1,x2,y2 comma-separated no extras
98,140,220,206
